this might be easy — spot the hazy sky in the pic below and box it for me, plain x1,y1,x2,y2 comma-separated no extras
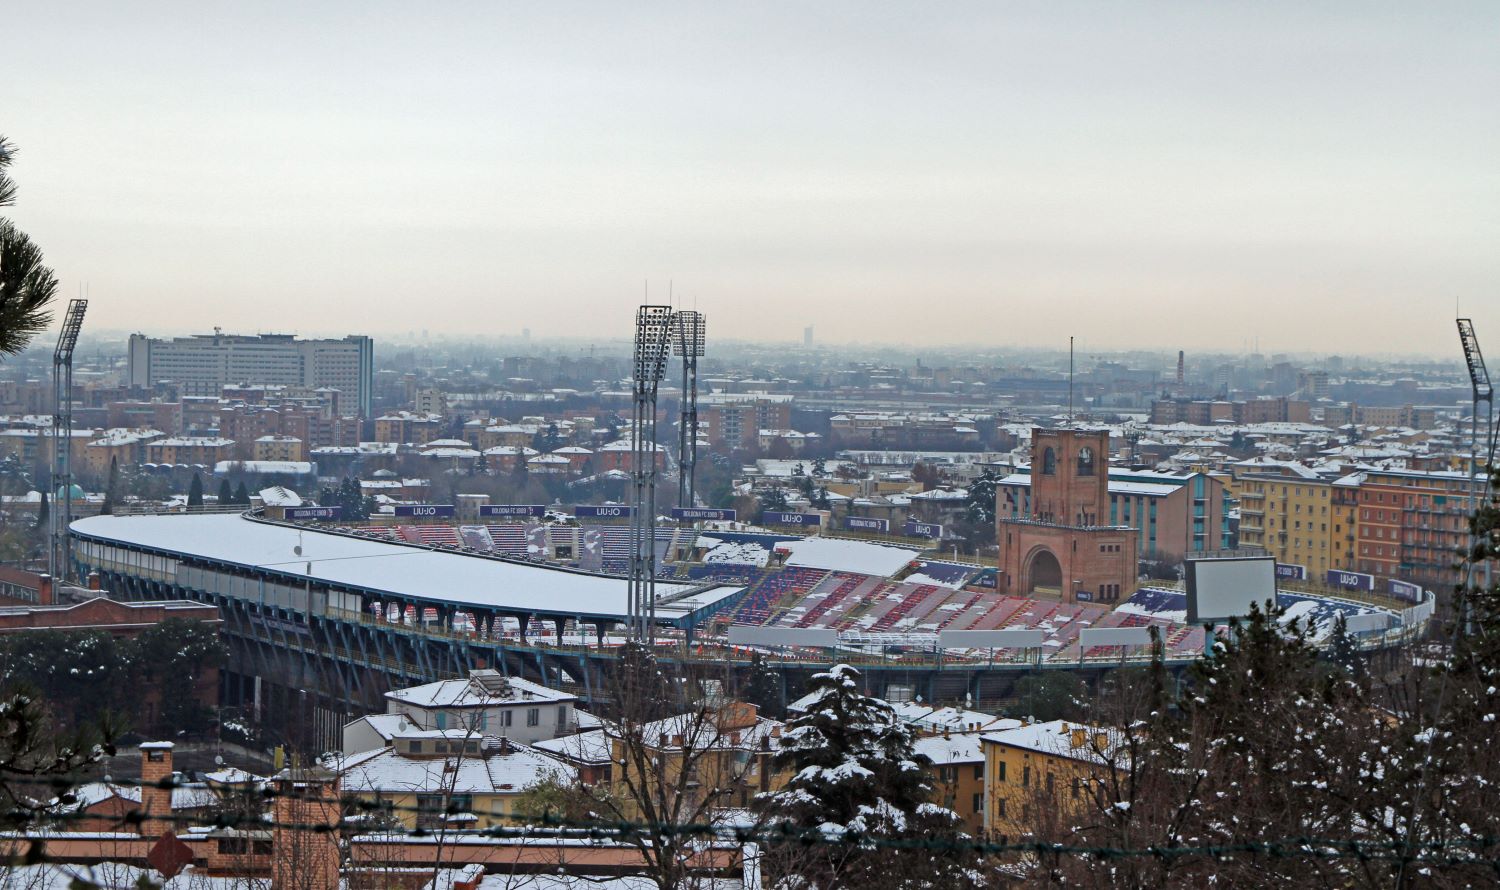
4,2,1497,356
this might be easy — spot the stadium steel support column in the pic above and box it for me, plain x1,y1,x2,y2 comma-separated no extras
629,305,673,643
674,310,706,507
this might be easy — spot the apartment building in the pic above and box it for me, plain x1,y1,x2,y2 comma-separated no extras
128,332,374,416
700,393,794,450
1234,462,1349,577
982,720,1120,843
1348,467,1480,593
145,436,238,466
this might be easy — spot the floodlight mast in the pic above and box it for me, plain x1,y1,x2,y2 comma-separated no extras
49,298,88,582
673,311,705,508
629,305,673,643
1456,318,1496,635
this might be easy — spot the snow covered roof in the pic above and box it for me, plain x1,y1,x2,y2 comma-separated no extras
387,673,575,709
213,460,313,475
531,729,612,765
981,719,1123,767
71,513,743,625
257,486,303,507
778,537,921,577
913,733,985,765
333,744,575,795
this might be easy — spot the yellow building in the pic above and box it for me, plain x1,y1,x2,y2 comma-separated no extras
1234,462,1346,577
609,702,789,817
915,733,988,835
252,435,308,462
981,720,1120,842
335,731,576,829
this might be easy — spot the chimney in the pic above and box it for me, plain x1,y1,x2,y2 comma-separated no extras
36,574,53,606
138,742,174,837
271,766,341,890
87,571,101,591
1071,729,1087,749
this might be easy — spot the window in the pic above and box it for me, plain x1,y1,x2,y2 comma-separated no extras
409,741,423,754
1023,765,1031,787
1077,446,1095,476
558,705,569,727
502,710,514,727
1042,447,1057,475
973,793,983,813
1046,773,1055,795
527,708,540,727
435,712,447,730
997,799,1007,817
974,764,983,781
998,761,1007,782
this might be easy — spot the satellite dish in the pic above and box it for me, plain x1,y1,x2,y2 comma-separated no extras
294,545,303,556
214,755,224,766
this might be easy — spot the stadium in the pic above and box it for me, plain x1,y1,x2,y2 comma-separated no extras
70,504,1436,746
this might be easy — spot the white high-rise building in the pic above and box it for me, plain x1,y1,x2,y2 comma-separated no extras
127,332,375,416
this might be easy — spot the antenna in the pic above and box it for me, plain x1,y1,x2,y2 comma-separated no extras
1068,336,1075,424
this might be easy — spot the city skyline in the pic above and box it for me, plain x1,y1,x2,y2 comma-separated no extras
4,2,1497,355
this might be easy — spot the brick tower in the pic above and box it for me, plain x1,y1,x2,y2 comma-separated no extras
996,428,1137,604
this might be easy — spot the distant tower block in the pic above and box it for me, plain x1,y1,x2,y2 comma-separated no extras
996,428,1137,605
804,325,814,347
1176,350,1185,388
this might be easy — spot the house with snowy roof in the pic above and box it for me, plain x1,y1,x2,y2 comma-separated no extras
343,670,579,754
980,719,1123,842
331,730,575,830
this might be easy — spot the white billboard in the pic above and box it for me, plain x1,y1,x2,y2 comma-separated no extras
938,629,1046,649
727,626,839,648
1079,627,1154,648
1186,555,1277,624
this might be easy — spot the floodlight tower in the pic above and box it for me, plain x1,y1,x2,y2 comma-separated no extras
1456,318,1496,635
673,311,706,507
49,298,88,581
629,305,674,642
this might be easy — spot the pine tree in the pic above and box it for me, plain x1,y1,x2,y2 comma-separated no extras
233,481,250,505
186,473,204,511
755,664,977,888
99,456,119,515
742,653,784,720
216,478,233,509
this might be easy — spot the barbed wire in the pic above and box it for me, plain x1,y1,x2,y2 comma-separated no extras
3,776,1500,870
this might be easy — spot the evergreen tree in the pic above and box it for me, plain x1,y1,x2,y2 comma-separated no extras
760,486,788,512
186,473,204,510
742,653,784,720
99,456,119,515
233,481,250,505
216,477,233,509
0,136,59,357
755,664,977,888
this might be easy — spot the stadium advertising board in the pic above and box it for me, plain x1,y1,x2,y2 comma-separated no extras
1325,569,1376,591
903,520,943,538
845,516,890,533
1186,555,1277,624
479,504,545,518
672,507,736,522
285,506,341,521
575,505,632,519
1388,579,1424,603
394,504,455,519
1276,563,1307,581
762,511,821,526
